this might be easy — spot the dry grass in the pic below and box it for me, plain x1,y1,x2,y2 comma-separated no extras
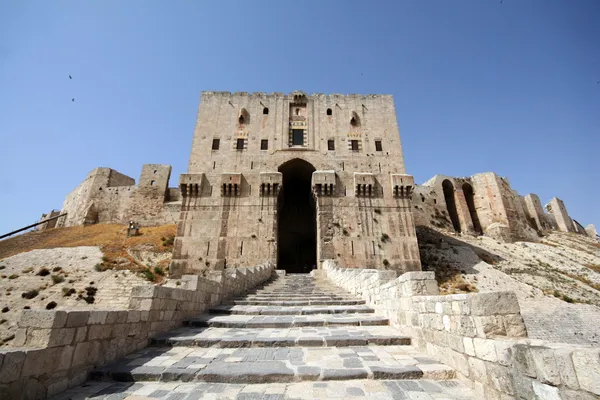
585,264,600,274
0,224,176,273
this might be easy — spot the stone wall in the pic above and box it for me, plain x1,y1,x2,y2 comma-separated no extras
320,261,600,400
411,171,596,243
0,263,275,400
171,91,420,276
57,165,181,228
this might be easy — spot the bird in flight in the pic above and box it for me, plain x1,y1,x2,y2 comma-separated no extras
69,75,72,79
72,98,75,102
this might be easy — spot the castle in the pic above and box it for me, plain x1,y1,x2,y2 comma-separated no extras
45,91,598,275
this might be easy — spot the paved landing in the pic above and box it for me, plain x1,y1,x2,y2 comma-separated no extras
51,379,475,400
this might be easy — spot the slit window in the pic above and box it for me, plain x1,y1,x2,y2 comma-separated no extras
328,139,335,151
292,129,304,146
212,138,220,150
326,108,332,116
236,139,245,150
263,107,269,115
260,139,268,150
375,140,382,152
238,115,245,124
351,140,359,151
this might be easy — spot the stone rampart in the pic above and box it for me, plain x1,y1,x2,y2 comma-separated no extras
320,260,600,399
0,262,275,400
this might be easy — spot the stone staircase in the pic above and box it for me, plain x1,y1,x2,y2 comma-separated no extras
52,274,475,399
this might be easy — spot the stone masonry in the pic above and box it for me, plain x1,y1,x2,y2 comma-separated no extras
170,91,420,276
50,273,476,400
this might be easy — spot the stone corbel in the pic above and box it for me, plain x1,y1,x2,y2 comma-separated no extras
312,170,336,197
259,172,282,197
179,173,205,198
354,173,378,197
221,173,242,197
390,174,414,199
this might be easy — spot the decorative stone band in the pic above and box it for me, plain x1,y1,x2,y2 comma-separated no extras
0,262,275,400
320,260,600,400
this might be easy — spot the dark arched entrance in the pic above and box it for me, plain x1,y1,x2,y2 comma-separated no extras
462,183,483,235
277,159,317,273
442,180,461,233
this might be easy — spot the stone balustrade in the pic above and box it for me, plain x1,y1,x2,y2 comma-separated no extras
0,262,275,400
320,260,600,400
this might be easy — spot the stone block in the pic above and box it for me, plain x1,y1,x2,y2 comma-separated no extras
530,346,561,386
46,378,69,398
48,328,76,347
464,337,476,357
447,333,465,353
474,338,498,362
502,314,527,337
19,310,67,329
572,348,600,395
494,340,514,367
553,347,579,390
88,311,108,325
468,357,487,383
0,350,25,383
58,346,75,371
532,381,561,400
486,363,515,395
398,271,435,282
88,324,112,340
127,311,141,323
512,344,537,378
12,328,27,347
470,292,520,316
474,316,506,338
65,311,90,328
75,327,87,342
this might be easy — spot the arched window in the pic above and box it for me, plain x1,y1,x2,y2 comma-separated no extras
239,108,249,125
350,112,361,127
295,108,300,116
263,107,269,115
326,108,332,116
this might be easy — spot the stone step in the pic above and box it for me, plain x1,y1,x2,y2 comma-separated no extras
90,345,455,384
233,295,360,301
55,379,476,399
233,299,366,306
185,314,389,328
151,326,411,348
209,304,375,316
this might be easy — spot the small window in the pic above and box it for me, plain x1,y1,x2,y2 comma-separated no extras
263,107,269,115
375,140,382,152
328,139,335,151
236,139,245,150
351,140,359,151
212,138,220,150
292,129,304,146
295,108,300,116
261,139,268,150
150,180,155,186
238,115,245,124
153,170,157,174
326,108,332,116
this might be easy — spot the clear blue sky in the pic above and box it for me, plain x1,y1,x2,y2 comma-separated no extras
1,1,598,235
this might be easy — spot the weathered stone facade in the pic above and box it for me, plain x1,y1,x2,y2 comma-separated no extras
412,172,596,243
56,165,181,228
169,91,420,276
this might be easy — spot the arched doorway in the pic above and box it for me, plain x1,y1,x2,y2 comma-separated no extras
462,183,483,235
277,159,317,273
442,180,461,233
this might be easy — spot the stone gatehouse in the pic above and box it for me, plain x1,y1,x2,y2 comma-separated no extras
169,91,420,276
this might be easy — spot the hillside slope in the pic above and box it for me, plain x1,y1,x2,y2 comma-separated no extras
418,226,600,345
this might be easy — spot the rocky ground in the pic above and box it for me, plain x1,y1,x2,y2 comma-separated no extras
417,226,600,345
0,224,177,347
